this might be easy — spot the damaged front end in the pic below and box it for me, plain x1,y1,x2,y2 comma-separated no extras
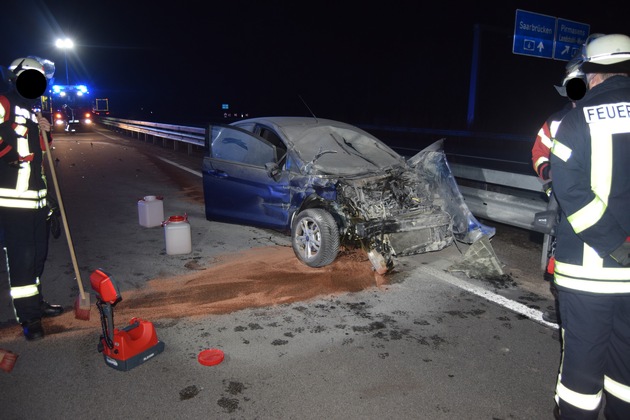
335,168,453,272
332,139,495,274
409,139,496,244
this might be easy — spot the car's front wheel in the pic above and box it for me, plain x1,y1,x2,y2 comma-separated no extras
291,208,339,268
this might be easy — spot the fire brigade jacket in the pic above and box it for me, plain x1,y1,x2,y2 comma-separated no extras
550,75,630,294
532,103,573,181
0,92,48,209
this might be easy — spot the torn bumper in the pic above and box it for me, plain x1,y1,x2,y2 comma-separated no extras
409,139,496,244
355,209,453,256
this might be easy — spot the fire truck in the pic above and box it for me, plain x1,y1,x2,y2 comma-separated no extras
49,84,100,132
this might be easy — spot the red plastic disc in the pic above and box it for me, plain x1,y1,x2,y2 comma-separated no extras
198,349,224,366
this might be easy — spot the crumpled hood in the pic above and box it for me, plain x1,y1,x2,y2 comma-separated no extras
282,123,405,176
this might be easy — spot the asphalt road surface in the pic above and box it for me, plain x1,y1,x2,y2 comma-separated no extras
0,126,564,419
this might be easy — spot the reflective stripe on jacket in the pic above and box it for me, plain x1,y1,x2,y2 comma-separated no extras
550,76,630,294
532,104,572,181
0,96,47,209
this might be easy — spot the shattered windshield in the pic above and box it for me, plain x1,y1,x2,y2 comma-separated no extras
286,125,405,176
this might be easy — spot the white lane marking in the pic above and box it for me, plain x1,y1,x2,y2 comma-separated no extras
95,129,120,140
157,157,202,178
413,265,559,330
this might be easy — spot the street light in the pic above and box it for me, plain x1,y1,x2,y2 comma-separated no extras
55,38,74,84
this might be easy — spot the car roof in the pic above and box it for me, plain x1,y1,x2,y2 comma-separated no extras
231,116,388,149
231,116,357,131
231,116,405,176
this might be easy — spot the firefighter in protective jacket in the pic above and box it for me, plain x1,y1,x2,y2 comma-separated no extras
531,59,589,325
549,34,630,419
0,57,63,341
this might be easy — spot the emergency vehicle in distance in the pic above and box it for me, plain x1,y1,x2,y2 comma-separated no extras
93,97,109,116
49,84,108,132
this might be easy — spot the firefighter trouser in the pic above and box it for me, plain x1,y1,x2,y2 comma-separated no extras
556,290,630,419
0,207,49,322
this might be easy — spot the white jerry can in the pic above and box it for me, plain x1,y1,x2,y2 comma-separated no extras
138,195,164,228
162,215,192,255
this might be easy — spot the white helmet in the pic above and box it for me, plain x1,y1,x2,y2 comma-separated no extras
581,34,630,72
8,57,48,99
555,34,609,99
555,58,587,100
8,57,45,77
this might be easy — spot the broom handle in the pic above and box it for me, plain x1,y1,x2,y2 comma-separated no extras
38,115,86,299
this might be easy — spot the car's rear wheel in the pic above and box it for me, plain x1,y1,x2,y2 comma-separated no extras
291,208,339,268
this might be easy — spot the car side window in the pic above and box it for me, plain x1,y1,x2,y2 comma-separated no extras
259,127,287,162
211,127,276,167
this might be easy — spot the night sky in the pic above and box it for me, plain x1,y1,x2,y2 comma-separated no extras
2,1,629,135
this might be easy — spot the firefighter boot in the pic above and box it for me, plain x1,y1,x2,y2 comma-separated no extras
40,301,64,317
22,319,44,341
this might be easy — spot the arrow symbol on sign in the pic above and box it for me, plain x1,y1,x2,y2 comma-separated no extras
537,41,544,52
562,46,570,55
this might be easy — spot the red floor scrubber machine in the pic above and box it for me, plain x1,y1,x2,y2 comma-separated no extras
90,269,165,371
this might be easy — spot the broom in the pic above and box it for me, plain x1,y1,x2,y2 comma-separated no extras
0,348,18,373
39,115,91,320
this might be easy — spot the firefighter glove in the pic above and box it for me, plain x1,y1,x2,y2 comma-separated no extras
47,197,61,239
610,240,630,267
541,166,551,184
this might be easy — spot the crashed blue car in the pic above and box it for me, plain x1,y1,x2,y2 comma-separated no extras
203,117,493,272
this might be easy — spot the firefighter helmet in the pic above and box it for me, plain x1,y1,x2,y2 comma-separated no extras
8,57,45,77
581,34,630,73
555,61,587,100
8,57,47,99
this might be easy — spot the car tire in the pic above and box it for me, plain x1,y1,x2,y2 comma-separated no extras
291,208,339,268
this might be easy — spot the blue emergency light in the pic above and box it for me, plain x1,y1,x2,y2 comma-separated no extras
51,84,90,95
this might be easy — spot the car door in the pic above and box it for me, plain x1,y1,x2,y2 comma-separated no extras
202,125,292,230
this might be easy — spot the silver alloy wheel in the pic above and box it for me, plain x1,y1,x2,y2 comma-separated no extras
291,208,339,267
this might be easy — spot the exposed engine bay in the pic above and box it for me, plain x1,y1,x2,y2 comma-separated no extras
335,168,453,270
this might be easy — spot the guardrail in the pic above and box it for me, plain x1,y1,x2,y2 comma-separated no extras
97,116,550,266
450,164,546,230
99,116,205,151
